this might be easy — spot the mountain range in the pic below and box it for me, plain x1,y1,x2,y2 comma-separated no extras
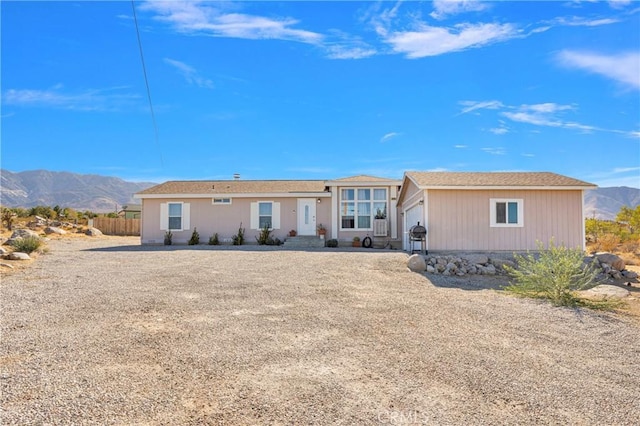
0,169,156,212
1,169,638,219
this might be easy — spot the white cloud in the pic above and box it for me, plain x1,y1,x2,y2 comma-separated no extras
141,1,322,44
380,132,401,143
385,22,519,58
458,100,504,114
521,153,535,157
454,144,468,149
459,100,639,137
481,147,506,155
548,16,620,26
164,58,214,88
609,0,632,10
556,50,640,90
2,85,139,111
489,127,509,135
430,0,489,20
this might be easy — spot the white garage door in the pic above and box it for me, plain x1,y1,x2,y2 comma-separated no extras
404,204,423,251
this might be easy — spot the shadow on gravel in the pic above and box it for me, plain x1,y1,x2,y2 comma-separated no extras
82,245,403,254
425,273,510,291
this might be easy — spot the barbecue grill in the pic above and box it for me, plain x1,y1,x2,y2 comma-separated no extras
409,222,427,255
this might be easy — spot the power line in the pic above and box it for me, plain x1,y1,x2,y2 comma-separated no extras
131,0,163,168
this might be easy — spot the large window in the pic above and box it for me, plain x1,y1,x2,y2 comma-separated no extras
168,203,182,230
490,199,523,227
258,202,272,229
341,188,387,230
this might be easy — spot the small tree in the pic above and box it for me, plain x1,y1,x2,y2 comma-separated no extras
256,224,272,245
188,227,200,245
616,205,640,235
504,239,599,307
208,233,219,245
1,207,17,231
232,223,245,245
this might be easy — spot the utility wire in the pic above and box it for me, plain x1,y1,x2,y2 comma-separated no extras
131,0,163,167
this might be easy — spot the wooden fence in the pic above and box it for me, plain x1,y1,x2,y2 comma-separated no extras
92,218,140,236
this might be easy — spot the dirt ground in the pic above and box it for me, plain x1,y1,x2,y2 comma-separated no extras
1,236,639,424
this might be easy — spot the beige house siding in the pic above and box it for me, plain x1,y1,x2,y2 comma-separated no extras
426,189,584,251
141,198,332,244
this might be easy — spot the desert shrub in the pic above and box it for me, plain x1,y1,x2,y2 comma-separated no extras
504,239,599,307
2,207,17,231
164,231,172,245
232,223,245,246
597,233,620,252
188,228,200,245
208,233,219,245
326,239,338,248
256,225,272,245
11,236,43,254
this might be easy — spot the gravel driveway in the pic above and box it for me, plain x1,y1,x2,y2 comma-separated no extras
1,236,639,425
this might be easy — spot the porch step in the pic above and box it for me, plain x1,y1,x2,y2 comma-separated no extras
284,235,326,248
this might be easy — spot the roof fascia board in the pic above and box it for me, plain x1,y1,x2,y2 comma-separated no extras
416,185,596,190
325,180,402,187
135,192,332,199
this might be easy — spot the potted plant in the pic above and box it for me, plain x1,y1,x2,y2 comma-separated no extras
317,224,327,238
375,208,386,220
164,230,173,245
352,236,361,247
289,229,297,237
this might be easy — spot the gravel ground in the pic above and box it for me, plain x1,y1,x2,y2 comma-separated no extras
1,236,639,425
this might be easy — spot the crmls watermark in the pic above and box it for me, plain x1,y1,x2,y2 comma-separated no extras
377,409,429,424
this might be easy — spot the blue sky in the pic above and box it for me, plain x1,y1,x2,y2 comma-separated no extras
2,0,639,188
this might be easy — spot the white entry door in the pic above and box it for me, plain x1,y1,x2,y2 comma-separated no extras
297,198,317,235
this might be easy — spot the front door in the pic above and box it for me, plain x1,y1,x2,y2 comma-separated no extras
297,198,317,235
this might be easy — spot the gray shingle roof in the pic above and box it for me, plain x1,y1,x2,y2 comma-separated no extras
405,172,596,188
137,180,327,195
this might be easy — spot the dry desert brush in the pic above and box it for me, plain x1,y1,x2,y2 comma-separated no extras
504,240,600,307
11,236,43,254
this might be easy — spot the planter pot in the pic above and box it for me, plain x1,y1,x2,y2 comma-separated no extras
352,241,361,247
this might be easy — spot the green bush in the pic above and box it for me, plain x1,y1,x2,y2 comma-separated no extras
232,223,245,246
11,236,43,254
188,228,200,245
326,239,338,248
504,240,599,307
256,225,272,245
208,233,219,245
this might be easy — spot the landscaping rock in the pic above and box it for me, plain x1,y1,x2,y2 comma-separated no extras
407,254,427,272
44,226,67,235
85,227,103,236
10,229,40,239
0,247,7,255
622,270,638,279
8,252,31,260
595,253,625,271
0,263,14,269
426,265,435,273
464,254,488,265
491,258,516,270
579,285,629,300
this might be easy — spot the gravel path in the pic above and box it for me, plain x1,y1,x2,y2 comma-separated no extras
1,236,639,425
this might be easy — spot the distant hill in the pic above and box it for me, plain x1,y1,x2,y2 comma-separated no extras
584,186,640,220
0,169,156,212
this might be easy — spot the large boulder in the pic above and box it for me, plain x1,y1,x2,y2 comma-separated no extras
10,229,40,239
578,285,629,300
44,226,67,235
7,252,31,260
407,254,427,272
85,227,103,236
595,253,625,271
491,258,516,270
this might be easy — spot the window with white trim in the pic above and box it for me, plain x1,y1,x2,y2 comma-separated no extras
212,198,232,205
490,199,523,227
168,202,182,230
258,202,272,228
340,188,387,230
